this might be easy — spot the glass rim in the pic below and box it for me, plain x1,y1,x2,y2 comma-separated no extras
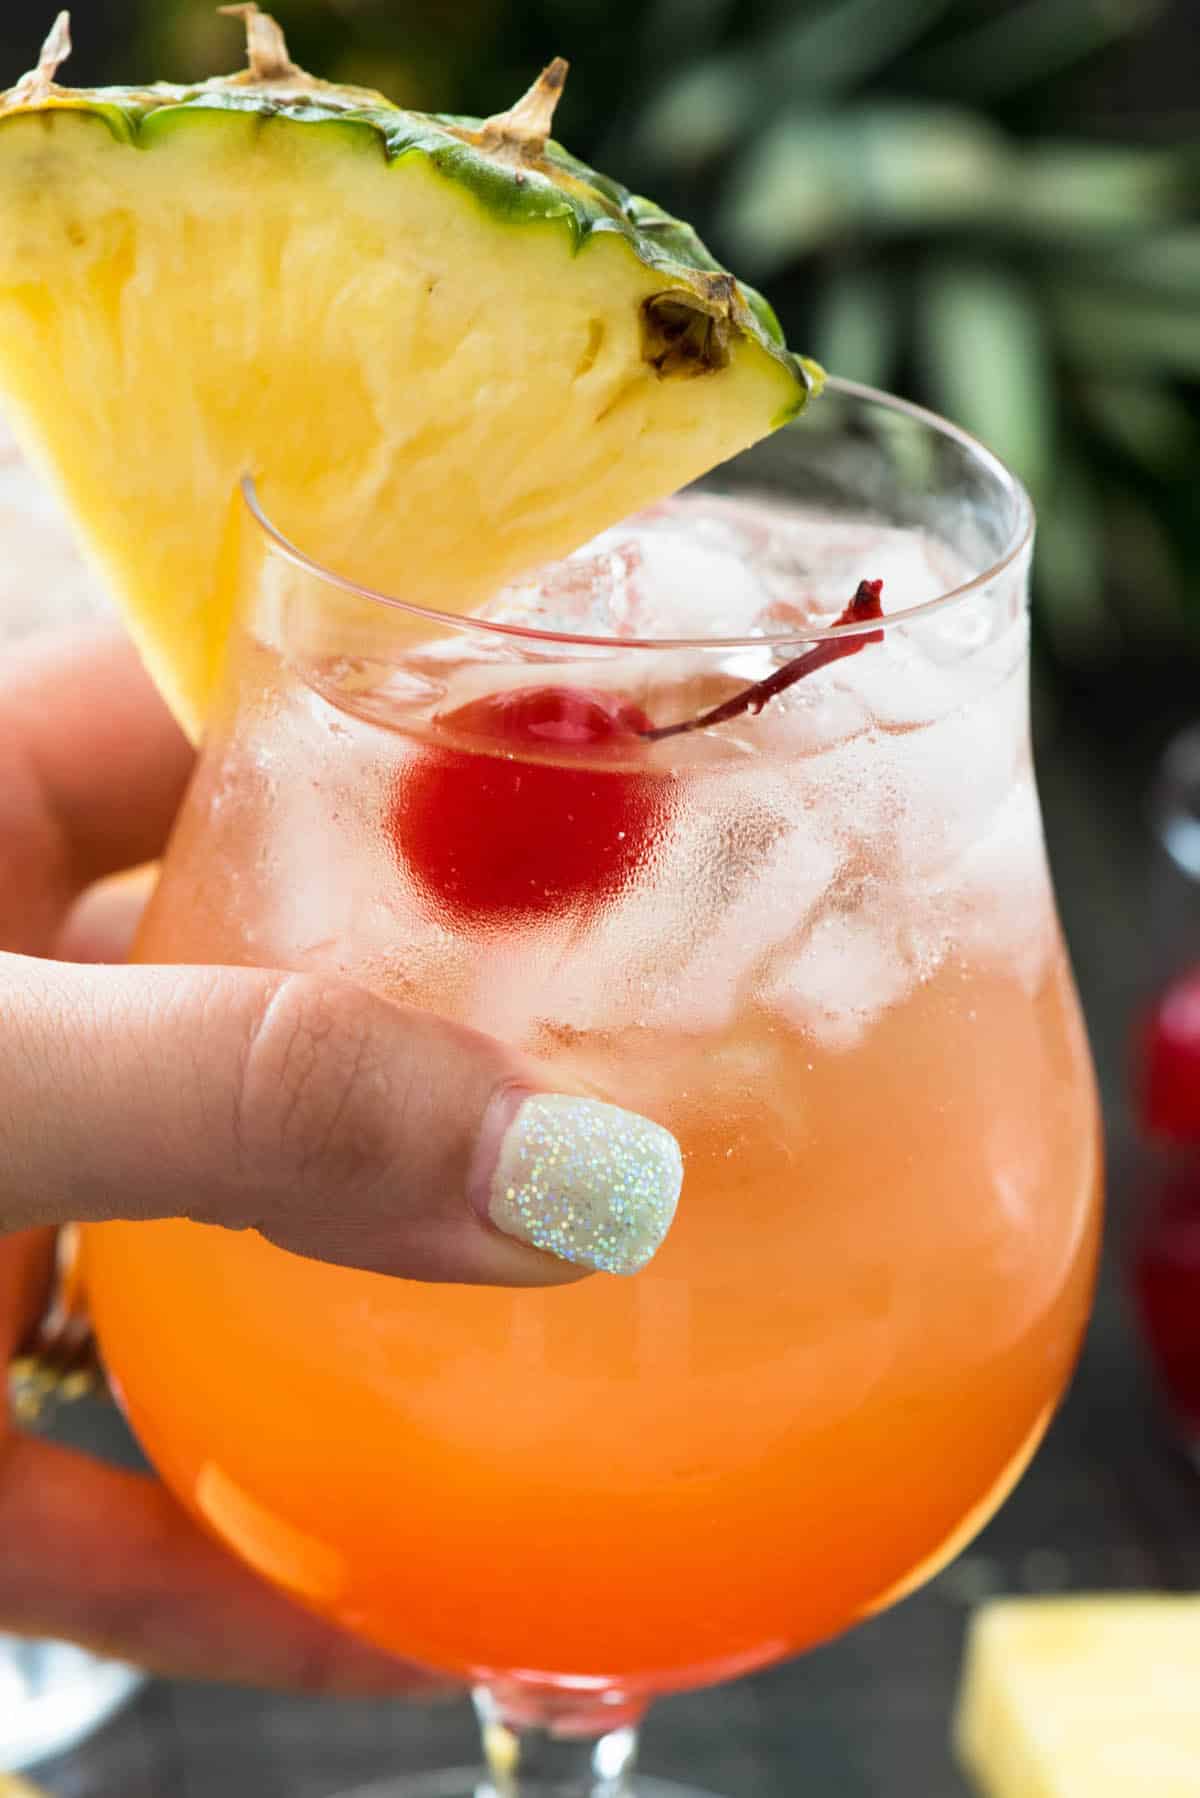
241,376,1035,652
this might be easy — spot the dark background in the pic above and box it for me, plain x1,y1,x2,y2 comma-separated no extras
5,0,1200,725
4,3,1200,1792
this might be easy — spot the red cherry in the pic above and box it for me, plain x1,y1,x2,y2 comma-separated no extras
1130,1162,1200,1436
450,686,655,750
1139,967,1200,1143
389,685,666,927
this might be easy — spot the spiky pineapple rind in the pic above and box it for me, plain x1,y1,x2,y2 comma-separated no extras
0,72,813,403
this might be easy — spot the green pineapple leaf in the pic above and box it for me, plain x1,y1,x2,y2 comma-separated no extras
910,0,1169,99
721,105,1008,270
1051,286,1200,376
1011,144,1187,243
813,264,903,391
917,261,1054,498
632,0,956,171
1079,380,1200,478
1035,464,1119,660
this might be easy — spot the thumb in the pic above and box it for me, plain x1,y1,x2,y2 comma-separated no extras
0,957,682,1283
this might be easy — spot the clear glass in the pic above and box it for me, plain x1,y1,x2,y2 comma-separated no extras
0,1636,141,1772
81,380,1102,1796
1153,722,1200,882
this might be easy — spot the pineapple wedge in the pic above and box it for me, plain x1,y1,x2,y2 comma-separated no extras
956,1595,1200,1797
0,7,816,735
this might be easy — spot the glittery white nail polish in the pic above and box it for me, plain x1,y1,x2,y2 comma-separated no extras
487,1095,682,1275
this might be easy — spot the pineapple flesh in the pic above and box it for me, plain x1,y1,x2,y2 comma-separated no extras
956,1595,1200,1798
0,7,816,734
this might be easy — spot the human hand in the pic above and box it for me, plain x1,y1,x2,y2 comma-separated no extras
0,628,681,1685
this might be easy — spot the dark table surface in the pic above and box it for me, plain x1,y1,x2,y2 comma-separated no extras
30,691,1200,1798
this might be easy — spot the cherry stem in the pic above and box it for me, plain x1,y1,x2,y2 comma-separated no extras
639,578,885,742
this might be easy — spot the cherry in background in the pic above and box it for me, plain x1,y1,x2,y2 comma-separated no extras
1138,969,1200,1145
389,685,666,928
1131,966,1200,1448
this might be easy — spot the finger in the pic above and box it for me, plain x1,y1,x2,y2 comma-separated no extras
0,630,192,953
0,1230,56,1360
0,958,683,1283
0,1435,449,1695
54,867,154,965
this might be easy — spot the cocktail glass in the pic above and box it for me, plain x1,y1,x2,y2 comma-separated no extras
81,379,1101,1797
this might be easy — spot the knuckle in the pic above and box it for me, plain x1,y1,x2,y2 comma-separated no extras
234,973,400,1198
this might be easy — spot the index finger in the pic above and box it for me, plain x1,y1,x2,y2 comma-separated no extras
0,629,193,953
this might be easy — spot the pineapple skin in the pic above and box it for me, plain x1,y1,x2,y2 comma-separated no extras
2,61,814,389
0,40,816,732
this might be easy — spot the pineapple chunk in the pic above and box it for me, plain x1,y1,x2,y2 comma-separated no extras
955,1595,1200,1797
0,11,814,735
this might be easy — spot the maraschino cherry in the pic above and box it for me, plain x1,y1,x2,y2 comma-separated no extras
1138,966,1200,1144
389,579,885,929
1130,965,1200,1439
390,685,662,926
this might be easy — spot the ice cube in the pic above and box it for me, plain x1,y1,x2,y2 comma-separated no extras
932,776,1055,991
481,496,775,641
753,669,875,758
482,536,644,638
626,528,771,638
608,770,842,1036
659,801,841,1034
828,604,1027,734
870,667,1028,881
478,489,988,659
827,629,964,731
463,769,842,1042
766,910,926,1052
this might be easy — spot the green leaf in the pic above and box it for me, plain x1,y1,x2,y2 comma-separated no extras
1034,465,1119,660
637,0,740,45
912,0,1169,100
630,59,757,168
721,105,1008,272
1079,380,1200,476
917,262,1054,496
813,265,901,389
719,114,852,267
632,0,956,169
1104,491,1189,643
1012,143,1187,242
761,0,958,95
1107,229,1200,298
1051,286,1200,376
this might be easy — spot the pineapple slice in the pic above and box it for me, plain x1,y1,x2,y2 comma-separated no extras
955,1595,1200,1797
0,8,816,735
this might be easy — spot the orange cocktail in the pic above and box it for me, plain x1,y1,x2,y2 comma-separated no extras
84,383,1100,1787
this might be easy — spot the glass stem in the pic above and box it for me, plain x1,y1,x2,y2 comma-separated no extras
473,1686,643,1797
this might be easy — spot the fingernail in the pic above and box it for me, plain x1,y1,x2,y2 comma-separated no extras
481,1093,683,1275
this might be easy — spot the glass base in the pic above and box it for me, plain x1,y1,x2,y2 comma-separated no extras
0,1636,143,1771
332,1776,721,1798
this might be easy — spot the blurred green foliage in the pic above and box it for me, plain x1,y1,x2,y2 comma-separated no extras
116,0,1199,667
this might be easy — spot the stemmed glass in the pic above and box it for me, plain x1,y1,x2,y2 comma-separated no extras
81,380,1101,1797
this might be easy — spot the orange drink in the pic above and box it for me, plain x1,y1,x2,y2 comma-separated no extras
83,385,1101,1791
